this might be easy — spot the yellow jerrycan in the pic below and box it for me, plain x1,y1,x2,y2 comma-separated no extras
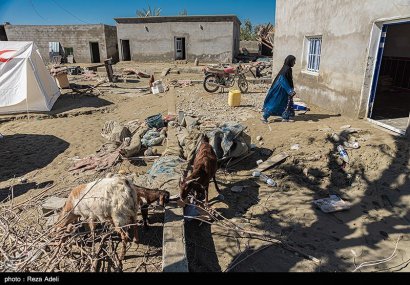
228,89,241,107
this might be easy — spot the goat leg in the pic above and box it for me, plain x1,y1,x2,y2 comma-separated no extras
213,176,221,193
117,228,128,261
141,204,149,230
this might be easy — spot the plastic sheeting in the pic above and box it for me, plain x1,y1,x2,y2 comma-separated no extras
207,122,251,161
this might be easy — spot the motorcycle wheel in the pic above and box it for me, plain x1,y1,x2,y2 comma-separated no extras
238,77,249,94
203,74,220,93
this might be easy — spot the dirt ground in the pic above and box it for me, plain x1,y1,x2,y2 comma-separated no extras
0,64,409,272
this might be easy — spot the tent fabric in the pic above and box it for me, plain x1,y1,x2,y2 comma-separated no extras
0,41,60,114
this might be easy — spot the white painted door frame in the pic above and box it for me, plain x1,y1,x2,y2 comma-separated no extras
363,16,410,136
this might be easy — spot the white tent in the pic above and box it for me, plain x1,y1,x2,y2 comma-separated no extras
0,41,60,114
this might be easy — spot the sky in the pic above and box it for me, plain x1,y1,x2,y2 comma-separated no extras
0,0,276,26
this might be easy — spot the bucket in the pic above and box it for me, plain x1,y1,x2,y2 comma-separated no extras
228,89,241,107
145,114,165,129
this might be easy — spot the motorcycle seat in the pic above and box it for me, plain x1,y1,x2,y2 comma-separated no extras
224,67,236,74
207,67,225,73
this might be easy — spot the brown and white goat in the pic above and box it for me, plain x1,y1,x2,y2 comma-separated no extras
131,186,170,229
56,177,139,260
179,135,221,205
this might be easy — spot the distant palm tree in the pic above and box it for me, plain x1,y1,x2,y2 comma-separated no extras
136,5,161,17
179,9,188,16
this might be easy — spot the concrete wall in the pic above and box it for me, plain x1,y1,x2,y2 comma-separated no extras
273,0,410,118
240,41,261,54
117,21,237,63
0,25,7,41
4,24,117,63
384,22,410,58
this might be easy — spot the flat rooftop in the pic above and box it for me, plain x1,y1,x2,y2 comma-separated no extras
114,15,241,25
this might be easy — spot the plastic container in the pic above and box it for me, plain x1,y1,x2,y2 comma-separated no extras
337,145,349,163
252,171,276,187
228,89,241,107
145,114,165,129
151,80,164,94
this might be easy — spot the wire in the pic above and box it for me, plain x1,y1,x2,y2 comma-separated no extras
30,0,49,22
49,0,89,24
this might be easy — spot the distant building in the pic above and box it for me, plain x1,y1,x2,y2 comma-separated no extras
273,0,410,135
115,15,241,63
4,24,118,63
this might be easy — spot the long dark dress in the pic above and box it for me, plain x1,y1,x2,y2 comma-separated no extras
262,75,294,120
262,55,296,120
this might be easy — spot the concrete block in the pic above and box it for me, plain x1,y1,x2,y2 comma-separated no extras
162,205,189,272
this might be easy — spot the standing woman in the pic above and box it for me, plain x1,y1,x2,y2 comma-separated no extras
261,55,297,123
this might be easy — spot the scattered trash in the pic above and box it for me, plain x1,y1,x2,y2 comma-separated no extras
256,136,263,141
20,178,28,184
291,144,300,151
252,171,276,187
151,80,165,94
313,195,351,213
256,159,264,165
145,114,165,129
337,145,349,163
259,142,264,146
141,129,166,147
330,132,349,143
343,141,360,149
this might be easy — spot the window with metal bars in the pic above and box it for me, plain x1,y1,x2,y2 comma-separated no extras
307,37,322,73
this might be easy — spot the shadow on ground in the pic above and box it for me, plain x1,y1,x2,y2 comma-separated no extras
49,93,114,115
0,134,69,182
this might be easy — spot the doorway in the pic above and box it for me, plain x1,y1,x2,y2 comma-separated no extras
175,37,186,60
90,42,100,63
369,22,410,135
121,40,131,61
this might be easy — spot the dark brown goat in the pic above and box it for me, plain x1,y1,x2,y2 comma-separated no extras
180,135,221,205
131,186,170,229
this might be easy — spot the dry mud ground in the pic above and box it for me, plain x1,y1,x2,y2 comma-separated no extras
0,68,409,272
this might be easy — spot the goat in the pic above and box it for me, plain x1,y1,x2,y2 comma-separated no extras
131,186,170,229
56,177,139,260
180,135,221,205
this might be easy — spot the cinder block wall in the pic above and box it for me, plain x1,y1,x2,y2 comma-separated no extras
117,21,235,63
4,24,117,63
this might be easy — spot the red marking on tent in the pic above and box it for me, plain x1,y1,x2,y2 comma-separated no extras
0,50,16,63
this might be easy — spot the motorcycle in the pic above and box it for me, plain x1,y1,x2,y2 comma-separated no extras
203,64,249,93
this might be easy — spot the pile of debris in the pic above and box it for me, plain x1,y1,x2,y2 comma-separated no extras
257,23,274,52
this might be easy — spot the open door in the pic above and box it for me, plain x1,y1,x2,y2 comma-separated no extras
90,42,100,63
175,37,186,60
121,40,131,61
369,23,410,135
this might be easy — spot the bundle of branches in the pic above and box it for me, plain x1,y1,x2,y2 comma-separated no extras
257,23,275,50
0,194,126,272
